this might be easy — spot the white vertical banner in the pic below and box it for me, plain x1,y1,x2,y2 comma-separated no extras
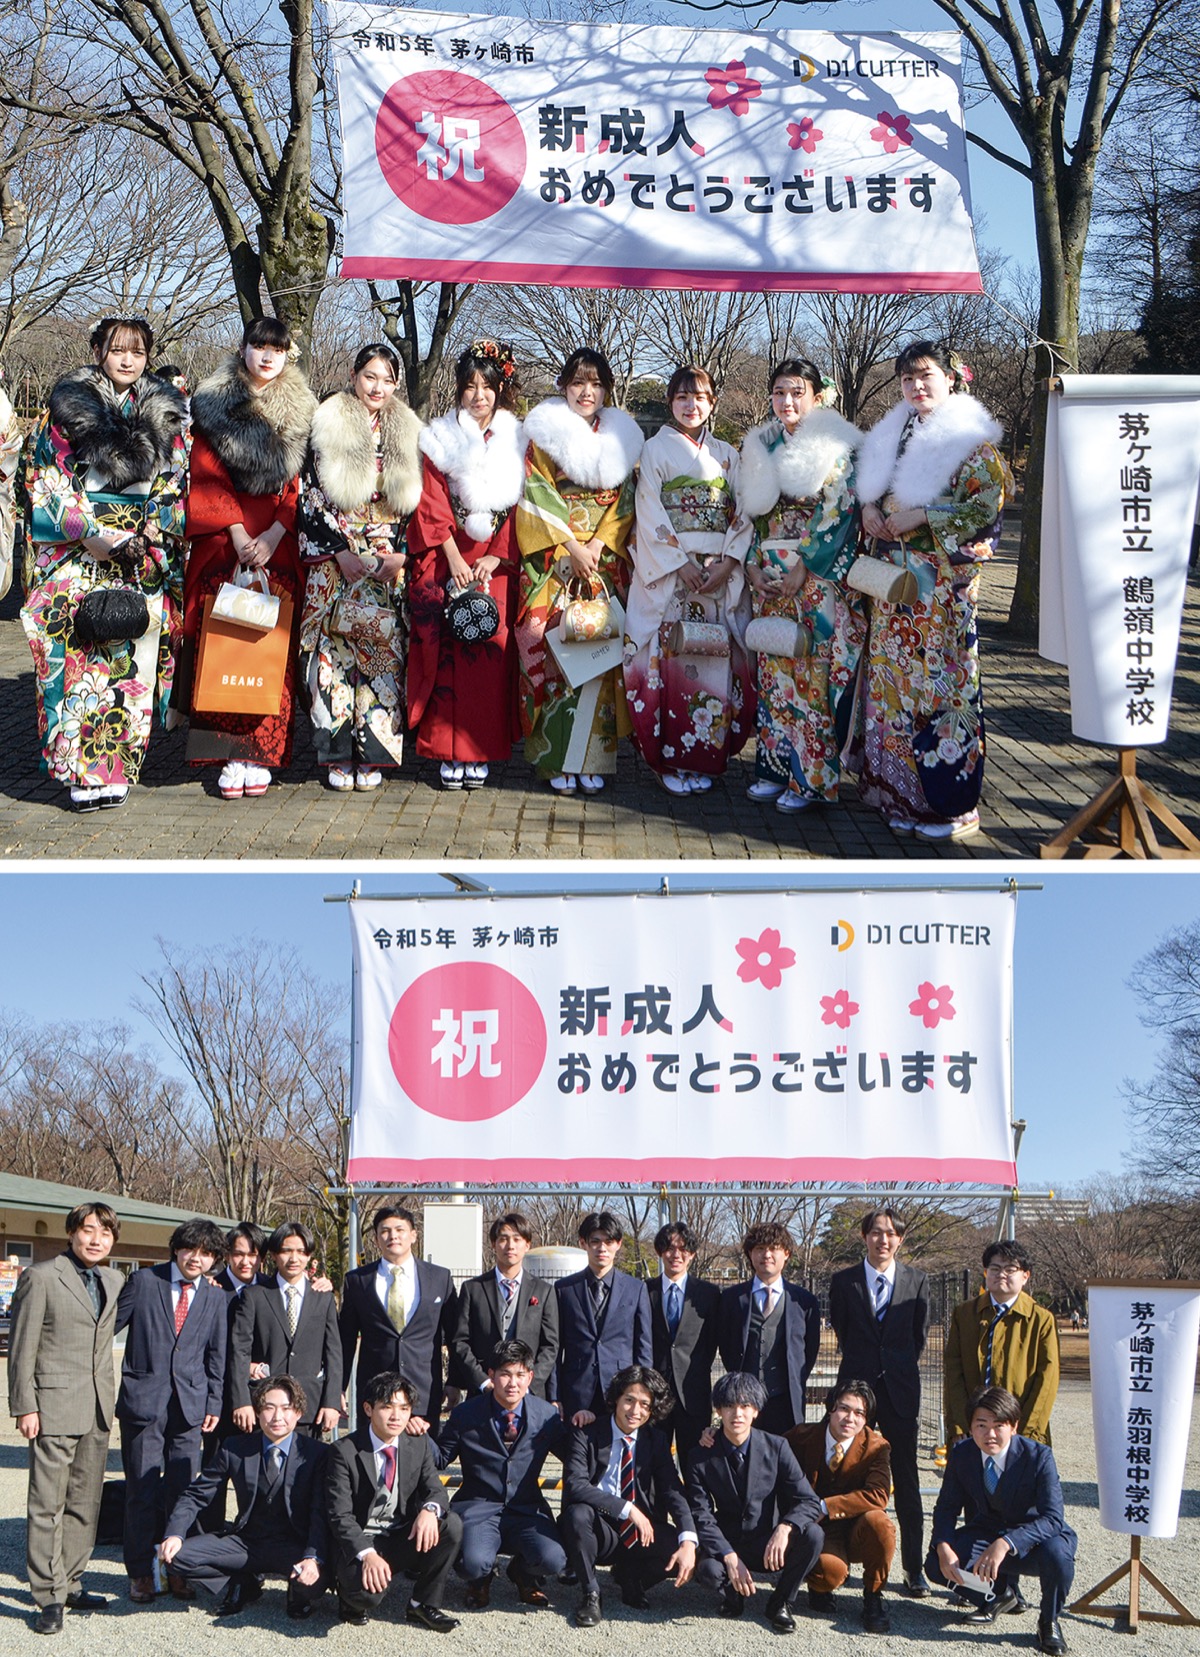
1039,375,1200,744
1088,1280,1200,1538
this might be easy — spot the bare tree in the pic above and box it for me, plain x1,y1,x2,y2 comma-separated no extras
1123,920,1200,1190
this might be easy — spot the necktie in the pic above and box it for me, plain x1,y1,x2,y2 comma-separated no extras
502,1409,519,1446
666,1282,682,1336
380,1443,396,1493
174,1280,191,1337
874,1274,889,1320
591,1275,608,1320
618,1438,638,1548
501,1276,515,1302
757,1286,769,1315
829,1441,845,1472
984,1455,999,1494
983,1304,1007,1385
264,1442,286,1493
81,1268,101,1317
286,1286,299,1337
387,1266,407,1334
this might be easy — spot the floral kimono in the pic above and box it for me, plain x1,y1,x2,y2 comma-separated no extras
515,399,642,777
298,391,424,771
845,393,1012,825
19,368,187,790
740,410,863,804
624,422,754,776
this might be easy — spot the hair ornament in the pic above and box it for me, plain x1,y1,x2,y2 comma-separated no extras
818,375,839,407
949,350,974,385
469,337,517,379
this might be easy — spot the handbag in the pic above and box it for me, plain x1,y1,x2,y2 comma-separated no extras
445,578,500,645
745,598,811,659
558,573,616,643
330,583,397,648
847,540,919,606
665,594,730,659
211,567,281,633
73,546,150,646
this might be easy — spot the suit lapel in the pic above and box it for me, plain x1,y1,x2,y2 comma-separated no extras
266,1282,293,1345
55,1255,95,1317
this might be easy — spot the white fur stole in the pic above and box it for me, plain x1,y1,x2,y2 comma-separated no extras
522,398,643,489
738,408,860,518
419,407,525,541
855,393,1003,510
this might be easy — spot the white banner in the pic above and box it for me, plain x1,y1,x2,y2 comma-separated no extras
330,6,982,294
1088,1281,1200,1538
1039,376,1200,744
347,890,1015,1184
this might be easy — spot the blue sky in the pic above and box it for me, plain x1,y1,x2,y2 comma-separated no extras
0,866,1192,1191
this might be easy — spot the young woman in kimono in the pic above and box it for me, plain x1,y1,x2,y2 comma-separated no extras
298,342,423,791
407,341,523,789
19,316,188,811
847,339,1012,841
740,358,863,815
183,316,316,799
624,365,753,796
515,347,643,793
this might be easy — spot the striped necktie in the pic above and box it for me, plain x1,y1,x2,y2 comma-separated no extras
983,1303,1008,1384
618,1438,638,1547
874,1274,889,1319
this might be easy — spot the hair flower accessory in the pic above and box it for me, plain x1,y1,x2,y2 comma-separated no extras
949,351,974,384
818,375,839,407
469,337,517,379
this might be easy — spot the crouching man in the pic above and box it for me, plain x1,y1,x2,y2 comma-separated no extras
159,1375,329,1619
325,1371,462,1631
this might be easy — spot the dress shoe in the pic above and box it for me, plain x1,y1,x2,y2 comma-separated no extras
862,1591,890,1634
808,1588,836,1613
719,1584,746,1617
168,1570,196,1602
33,1603,64,1635
901,1570,930,1597
338,1598,369,1625
764,1590,796,1633
507,1558,551,1607
406,1602,459,1632
128,1576,156,1604
464,1576,493,1609
574,1590,603,1627
286,1585,317,1620
215,1576,261,1617
1038,1616,1069,1654
65,1590,108,1610
618,1579,650,1610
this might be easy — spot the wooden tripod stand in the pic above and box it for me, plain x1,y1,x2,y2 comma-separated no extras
1040,749,1200,859
1071,1536,1199,1630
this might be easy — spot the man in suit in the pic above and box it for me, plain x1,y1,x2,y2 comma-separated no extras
686,1371,825,1634
451,1212,558,1399
159,1375,330,1618
828,1205,930,1594
8,1201,125,1634
325,1370,463,1631
554,1210,653,1423
786,1381,895,1633
717,1222,821,1435
338,1205,457,1431
435,1338,568,1609
944,1240,1060,1446
927,1385,1076,1656
560,1364,698,1627
114,1217,228,1604
230,1220,342,1437
647,1221,720,1466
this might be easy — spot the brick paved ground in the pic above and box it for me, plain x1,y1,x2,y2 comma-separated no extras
3,514,1198,861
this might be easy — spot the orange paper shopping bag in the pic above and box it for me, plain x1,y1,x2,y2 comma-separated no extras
192,591,294,716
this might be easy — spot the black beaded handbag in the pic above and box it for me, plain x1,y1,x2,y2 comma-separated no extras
445,578,499,645
74,539,151,645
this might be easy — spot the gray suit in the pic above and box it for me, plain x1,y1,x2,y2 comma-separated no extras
7,1253,122,1608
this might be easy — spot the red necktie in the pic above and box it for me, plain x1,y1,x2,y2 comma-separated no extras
618,1438,638,1548
381,1444,396,1492
503,1410,519,1445
174,1280,191,1337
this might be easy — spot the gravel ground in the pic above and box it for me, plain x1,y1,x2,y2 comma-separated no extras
0,1376,1196,1653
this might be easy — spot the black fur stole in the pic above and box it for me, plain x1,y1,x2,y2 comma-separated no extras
191,354,316,497
48,367,186,491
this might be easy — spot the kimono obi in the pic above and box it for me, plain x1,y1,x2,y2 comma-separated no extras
560,477,620,540
660,472,733,540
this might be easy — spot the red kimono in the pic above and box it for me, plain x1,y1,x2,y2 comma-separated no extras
182,433,302,767
406,455,520,763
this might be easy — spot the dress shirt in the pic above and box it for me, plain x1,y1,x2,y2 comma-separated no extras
597,1427,696,1543
662,1272,687,1334
751,1274,782,1314
374,1255,419,1320
494,1267,524,1296
357,1428,441,1557
864,1257,897,1309
819,1425,857,1515
263,1430,295,1471
990,1295,1019,1313
170,1263,200,1321
277,1273,307,1317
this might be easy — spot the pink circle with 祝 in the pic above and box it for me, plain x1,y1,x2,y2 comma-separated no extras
375,71,527,225
388,962,547,1120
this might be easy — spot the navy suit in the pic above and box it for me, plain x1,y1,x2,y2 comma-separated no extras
230,1279,343,1427
560,1417,695,1595
164,1430,330,1605
828,1259,930,1575
434,1391,568,1583
450,1270,559,1397
554,1268,653,1418
648,1273,720,1463
115,1264,227,1577
338,1257,457,1426
686,1427,825,1599
717,1279,821,1433
927,1435,1077,1620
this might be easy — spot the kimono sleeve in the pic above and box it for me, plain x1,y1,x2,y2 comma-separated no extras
925,444,1009,563
802,452,860,583
186,436,244,537
718,444,754,565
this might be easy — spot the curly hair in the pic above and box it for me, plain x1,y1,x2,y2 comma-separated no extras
604,1365,674,1423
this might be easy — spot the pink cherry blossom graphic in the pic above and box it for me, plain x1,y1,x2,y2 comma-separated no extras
909,982,957,1029
735,928,796,990
787,116,823,154
871,111,912,154
820,989,859,1030
705,61,762,117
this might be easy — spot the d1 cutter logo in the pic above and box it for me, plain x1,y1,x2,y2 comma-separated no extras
388,962,547,1121
375,70,527,225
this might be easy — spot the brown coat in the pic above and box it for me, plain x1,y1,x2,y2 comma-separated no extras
943,1289,1060,1444
785,1420,891,1524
